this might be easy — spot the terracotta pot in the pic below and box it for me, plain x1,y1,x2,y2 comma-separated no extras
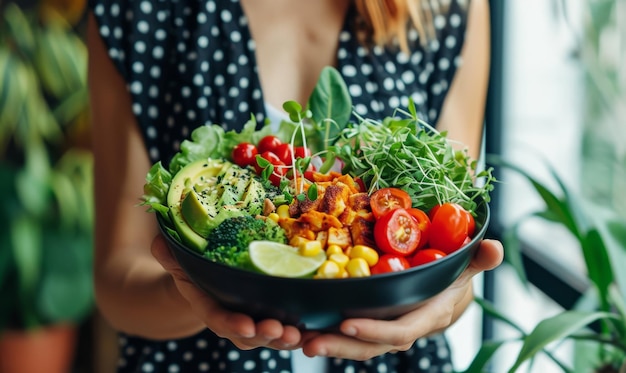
0,324,77,373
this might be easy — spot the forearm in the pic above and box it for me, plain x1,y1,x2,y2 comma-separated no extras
95,251,206,340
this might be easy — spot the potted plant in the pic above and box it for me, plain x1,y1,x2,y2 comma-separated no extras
463,0,625,370
0,2,93,372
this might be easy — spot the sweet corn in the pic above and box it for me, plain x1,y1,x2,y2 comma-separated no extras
315,260,341,279
328,252,350,269
349,245,379,267
299,239,323,257
267,213,279,222
326,244,344,256
276,204,290,219
346,258,371,278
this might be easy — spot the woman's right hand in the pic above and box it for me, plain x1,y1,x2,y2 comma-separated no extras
151,234,307,350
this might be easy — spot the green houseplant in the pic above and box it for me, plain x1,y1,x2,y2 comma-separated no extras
0,2,93,370
463,0,626,371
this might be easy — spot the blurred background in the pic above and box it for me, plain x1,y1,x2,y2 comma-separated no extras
0,0,624,372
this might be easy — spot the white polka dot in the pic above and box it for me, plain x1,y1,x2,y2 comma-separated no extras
193,74,204,86
110,3,120,16
221,9,232,22
267,359,277,369
155,29,166,40
125,9,133,21
167,117,175,127
227,350,240,361
132,103,142,115
238,101,248,112
450,13,462,28
183,351,193,361
243,360,256,370
349,84,362,97
197,97,208,108
137,20,149,33
430,40,440,52
174,17,183,27
206,0,216,13
100,25,110,37
148,86,158,98
259,350,271,360
173,103,182,113
150,66,161,79
212,26,220,37
108,48,119,59
188,110,197,120
429,109,437,120
134,41,146,54
148,106,159,119
445,35,457,49
408,28,419,42
142,362,154,372
388,96,400,109
419,71,429,84
214,50,224,61
139,1,153,14
402,70,415,84
203,86,212,95
252,89,261,100
365,81,377,94
383,77,395,91
181,126,189,137
188,51,197,60
224,110,234,120
167,341,177,351
182,86,191,97
156,11,167,22
227,63,237,75
132,61,144,73
168,364,180,373
94,4,104,16
339,31,351,42
377,362,388,372
419,356,431,369
411,51,423,65
439,58,450,70
360,63,373,75
198,36,209,48
231,30,242,42
278,350,290,359
198,362,209,371
355,104,368,115
215,75,225,86
396,52,409,64
113,27,122,39
385,61,396,74
146,126,157,139
342,65,357,77
153,46,164,59
239,77,249,88
238,55,248,65
434,15,447,29
177,42,186,53
228,87,239,98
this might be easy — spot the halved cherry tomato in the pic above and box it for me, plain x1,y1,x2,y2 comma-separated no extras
429,203,469,254
407,208,431,249
274,143,294,165
370,188,412,219
257,135,282,154
410,249,447,267
231,142,258,167
371,254,411,275
374,208,421,256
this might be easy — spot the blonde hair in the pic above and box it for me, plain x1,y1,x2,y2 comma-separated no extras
353,0,445,52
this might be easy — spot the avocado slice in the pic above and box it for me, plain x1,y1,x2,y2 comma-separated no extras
167,158,228,252
237,177,266,216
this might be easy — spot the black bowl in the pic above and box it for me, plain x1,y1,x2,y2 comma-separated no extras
158,198,489,330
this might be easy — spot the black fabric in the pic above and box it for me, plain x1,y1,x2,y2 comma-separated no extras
89,0,469,371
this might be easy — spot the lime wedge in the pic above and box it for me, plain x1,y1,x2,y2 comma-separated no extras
249,241,326,278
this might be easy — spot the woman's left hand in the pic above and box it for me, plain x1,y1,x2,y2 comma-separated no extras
300,239,504,360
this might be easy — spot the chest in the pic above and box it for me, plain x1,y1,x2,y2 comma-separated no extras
240,0,350,107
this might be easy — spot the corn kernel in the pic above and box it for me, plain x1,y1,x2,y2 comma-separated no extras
299,239,322,257
267,213,279,222
277,204,290,219
349,245,379,267
315,260,341,279
326,244,343,256
328,253,350,268
346,258,371,278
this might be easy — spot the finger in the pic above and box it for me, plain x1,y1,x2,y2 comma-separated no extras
302,333,391,361
470,239,504,272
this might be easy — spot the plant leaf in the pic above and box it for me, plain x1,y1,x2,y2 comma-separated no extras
474,297,526,334
464,340,510,373
508,311,616,372
307,66,352,146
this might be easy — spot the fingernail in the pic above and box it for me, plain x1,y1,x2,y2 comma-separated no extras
317,348,327,356
343,326,357,336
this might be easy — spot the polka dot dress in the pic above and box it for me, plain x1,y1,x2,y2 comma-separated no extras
90,0,469,371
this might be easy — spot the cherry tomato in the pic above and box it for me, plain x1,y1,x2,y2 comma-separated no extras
231,142,258,167
269,164,287,187
374,208,421,256
410,249,447,267
274,143,294,165
371,254,411,275
255,151,284,174
294,146,311,159
429,203,469,254
463,209,476,237
407,208,431,249
370,188,413,219
354,177,366,192
257,135,282,154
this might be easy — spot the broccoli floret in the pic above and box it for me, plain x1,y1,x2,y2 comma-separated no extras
204,215,287,268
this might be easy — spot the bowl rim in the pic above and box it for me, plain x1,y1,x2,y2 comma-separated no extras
157,196,490,283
